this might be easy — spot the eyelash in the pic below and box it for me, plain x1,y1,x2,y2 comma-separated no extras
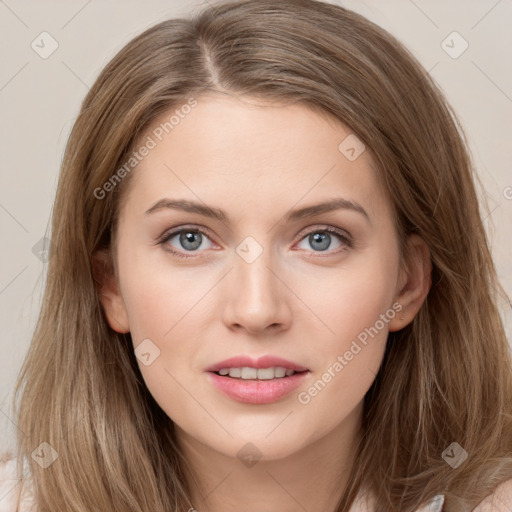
157,225,353,259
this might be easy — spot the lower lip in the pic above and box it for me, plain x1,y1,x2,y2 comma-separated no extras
206,371,309,404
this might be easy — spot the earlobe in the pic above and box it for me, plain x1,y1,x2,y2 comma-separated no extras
92,249,130,333
388,234,432,332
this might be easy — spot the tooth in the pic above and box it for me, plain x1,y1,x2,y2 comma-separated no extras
228,368,242,378
257,368,275,380
274,367,287,378
241,367,258,379
219,366,298,379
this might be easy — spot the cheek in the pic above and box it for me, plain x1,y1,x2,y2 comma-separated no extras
118,248,204,340
293,245,399,344
293,289,392,441
118,259,209,420
116,251,213,405
291,249,397,417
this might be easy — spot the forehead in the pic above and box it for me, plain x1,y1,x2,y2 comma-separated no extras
119,93,389,222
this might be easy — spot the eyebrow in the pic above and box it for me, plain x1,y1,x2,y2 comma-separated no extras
145,197,370,223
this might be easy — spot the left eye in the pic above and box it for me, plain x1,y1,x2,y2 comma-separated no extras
296,228,350,253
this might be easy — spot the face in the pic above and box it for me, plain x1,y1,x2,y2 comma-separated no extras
97,92,424,462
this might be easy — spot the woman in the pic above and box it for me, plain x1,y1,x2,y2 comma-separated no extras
1,0,511,510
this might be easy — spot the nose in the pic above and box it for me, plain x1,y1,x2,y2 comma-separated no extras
222,249,292,335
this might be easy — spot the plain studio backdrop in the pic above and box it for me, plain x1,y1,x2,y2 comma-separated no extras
0,0,511,455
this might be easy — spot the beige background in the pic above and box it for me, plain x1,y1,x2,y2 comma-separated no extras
1,0,511,455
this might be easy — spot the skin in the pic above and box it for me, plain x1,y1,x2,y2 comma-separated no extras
94,92,431,511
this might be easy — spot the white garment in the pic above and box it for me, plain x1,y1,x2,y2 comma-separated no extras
350,486,444,512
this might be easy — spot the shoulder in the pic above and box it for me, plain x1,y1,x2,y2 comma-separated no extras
473,477,512,512
0,454,37,512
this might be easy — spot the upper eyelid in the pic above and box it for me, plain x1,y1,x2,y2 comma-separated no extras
296,224,351,239
159,225,215,243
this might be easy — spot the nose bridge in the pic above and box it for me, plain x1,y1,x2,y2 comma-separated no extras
223,237,290,333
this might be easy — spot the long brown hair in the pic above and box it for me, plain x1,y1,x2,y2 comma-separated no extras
12,1,512,510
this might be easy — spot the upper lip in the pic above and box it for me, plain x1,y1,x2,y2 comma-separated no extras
206,355,309,373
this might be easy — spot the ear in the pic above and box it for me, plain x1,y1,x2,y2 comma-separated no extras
92,249,130,333
388,234,432,332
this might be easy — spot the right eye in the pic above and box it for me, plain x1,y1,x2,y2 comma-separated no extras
158,226,216,259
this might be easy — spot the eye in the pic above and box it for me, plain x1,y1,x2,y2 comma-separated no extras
295,226,352,255
158,227,215,259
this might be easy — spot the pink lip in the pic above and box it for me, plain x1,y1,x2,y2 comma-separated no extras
206,371,309,404
205,355,309,373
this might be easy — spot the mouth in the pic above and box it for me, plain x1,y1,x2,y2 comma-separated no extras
205,355,310,404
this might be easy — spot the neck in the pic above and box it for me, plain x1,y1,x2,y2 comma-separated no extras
176,404,363,512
